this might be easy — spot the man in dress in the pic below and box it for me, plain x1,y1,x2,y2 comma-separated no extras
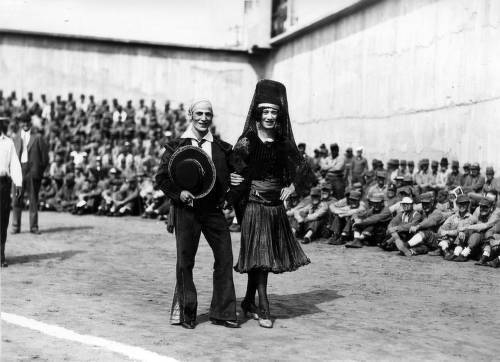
155,100,239,329
0,117,22,267
11,113,49,234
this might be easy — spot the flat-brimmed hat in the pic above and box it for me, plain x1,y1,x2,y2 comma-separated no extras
456,194,470,204
310,187,321,197
400,197,413,204
348,190,362,200
419,192,434,203
168,145,216,199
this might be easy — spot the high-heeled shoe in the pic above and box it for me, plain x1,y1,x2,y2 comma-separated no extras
258,311,273,328
241,300,259,320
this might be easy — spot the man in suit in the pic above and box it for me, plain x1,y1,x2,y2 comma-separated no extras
11,112,49,234
155,100,239,330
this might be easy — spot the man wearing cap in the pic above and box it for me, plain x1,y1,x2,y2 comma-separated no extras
387,159,399,182
435,158,450,190
0,117,22,267
11,112,49,234
367,170,387,200
460,163,471,188
435,189,455,219
462,163,485,195
344,147,354,184
459,196,500,265
346,193,392,248
414,159,433,193
469,167,500,206
429,194,474,260
155,99,238,329
446,160,461,189
323,143,346,199
327,189,366,245
407,160,415,179
397,160,408,177
381,197,422,251
351,147,368,185
294,187,329,244
395,192,446,256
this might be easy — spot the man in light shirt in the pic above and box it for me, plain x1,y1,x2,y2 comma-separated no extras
0,117,22,267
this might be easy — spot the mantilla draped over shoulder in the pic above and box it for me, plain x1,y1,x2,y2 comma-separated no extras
227,130,310,207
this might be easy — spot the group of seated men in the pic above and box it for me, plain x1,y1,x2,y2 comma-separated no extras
286,160,500,268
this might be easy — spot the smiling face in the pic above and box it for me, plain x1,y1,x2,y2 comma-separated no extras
259,107,278,130
191,103,213,135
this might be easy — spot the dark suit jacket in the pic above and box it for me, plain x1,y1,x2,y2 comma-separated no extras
13,129,49,179
155,137,232,207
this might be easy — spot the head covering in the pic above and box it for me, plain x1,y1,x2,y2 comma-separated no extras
355,146,363,152
419,192,434,203
451,160,459,168
420,159,429,166
403,175,413,183
486,166,494,175
397,186,412,196
369,193,385,203
456,194,470,204
348,190,362,200
321,184,332,191
431,160,439,167
239,79,300,184
479,197,492,207
440,157,449,166
408,160,415,166
310,187,321,197
463,162,471,169
399,160,407,166
376,170,387,178
345,147,353,153
188,100,213,120
352,182,363,189
400,197,413,204
387,183,397,192
470,162,480,170
168,145,216,199
388,159,399,167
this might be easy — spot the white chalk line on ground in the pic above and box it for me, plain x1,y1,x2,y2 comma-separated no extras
1,312,178,362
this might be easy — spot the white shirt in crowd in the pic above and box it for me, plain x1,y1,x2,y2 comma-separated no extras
181,125,213,159
0,133,23,187
70,150,88,166
20,129,30,163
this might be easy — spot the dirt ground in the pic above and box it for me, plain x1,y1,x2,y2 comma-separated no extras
1,212,499,361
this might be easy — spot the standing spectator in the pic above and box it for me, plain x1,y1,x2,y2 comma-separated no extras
351,146,368,185
0,117,22,267
11,113,49,234
435,157,450,190
446,160,461,189
324,143,345,199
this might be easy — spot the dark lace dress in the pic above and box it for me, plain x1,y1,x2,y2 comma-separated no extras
228,131,310,274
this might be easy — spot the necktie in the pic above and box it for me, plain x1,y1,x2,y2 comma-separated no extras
197,139,206,148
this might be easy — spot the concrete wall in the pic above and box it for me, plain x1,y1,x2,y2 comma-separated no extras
267,0,500,170
0,33,261,143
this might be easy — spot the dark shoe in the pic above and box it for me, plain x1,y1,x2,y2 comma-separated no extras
181,321,196,329
444,252,455,261
210,318,240,328
345,239,364,248
328,236,344,245
395,239,412,257
475,255,489,266
454,255,468,262
10,229,20,235
1,262,7,268
301,236,311,244
487,258,500,268
30,229,41,235
241,300,259,320
428,249,442,257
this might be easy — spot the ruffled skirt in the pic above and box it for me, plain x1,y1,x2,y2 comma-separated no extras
235,198,311,274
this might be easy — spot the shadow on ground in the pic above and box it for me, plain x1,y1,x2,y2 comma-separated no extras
7,250,87,265
40,226,94,234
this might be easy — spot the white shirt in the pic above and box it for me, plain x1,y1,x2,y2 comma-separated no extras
20,129,30,163
181,125,213,159
0,134,23,187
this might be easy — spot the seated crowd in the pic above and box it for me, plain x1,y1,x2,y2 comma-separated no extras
1,91,499,268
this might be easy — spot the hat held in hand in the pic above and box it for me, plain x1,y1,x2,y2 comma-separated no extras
168,145,216,199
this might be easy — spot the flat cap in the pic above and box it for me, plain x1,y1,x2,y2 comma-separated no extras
399,160,407,166
376,170,387,178
486,167,494,175
388,159,399,166
349,190,362,200
463,162,471,169
419,192,434,203
451,160,459,167
310,187,321,196
456,194,470,204
479,197,492,207
470,162,480,170
408,160,415,166
400,197,414,204
321,184,332,191
431,160,439,167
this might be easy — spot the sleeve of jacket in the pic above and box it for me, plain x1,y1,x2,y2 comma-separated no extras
466,210,500,232
471,176,485,193
155,142,182,202
398,211,423,232
356,207,392,228
308,203,328,220
418,210,445,230
39,135,50,173
226,136,252,206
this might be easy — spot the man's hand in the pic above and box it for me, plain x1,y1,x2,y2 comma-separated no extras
15,186,22,199
280,184,295,201
409,225,419,234
180,190,195,204
439,229,448,237
230,173,244,186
